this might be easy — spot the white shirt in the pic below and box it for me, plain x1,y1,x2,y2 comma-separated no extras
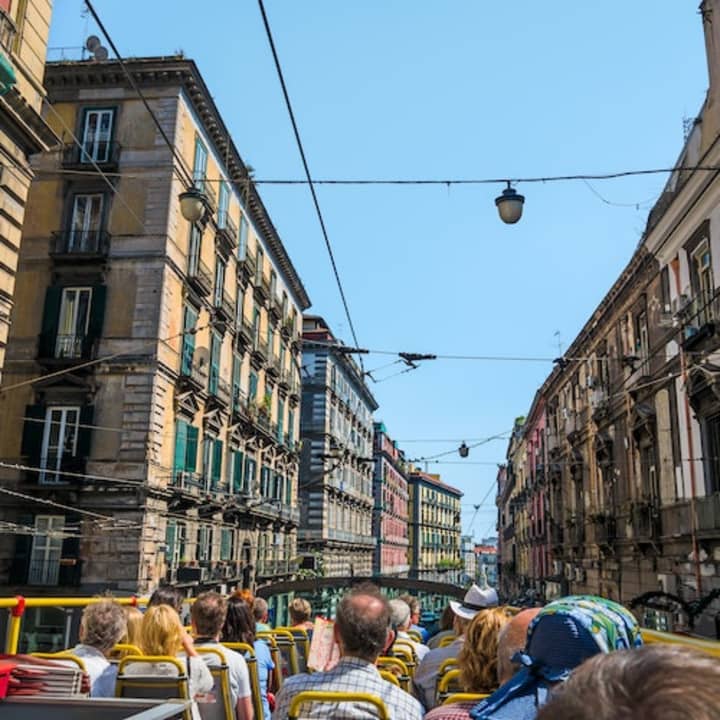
412,636,465,710
195,640,252,710
397,630,430,662
70,644,117,697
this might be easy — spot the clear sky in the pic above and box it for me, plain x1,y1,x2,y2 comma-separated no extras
49,1,708,541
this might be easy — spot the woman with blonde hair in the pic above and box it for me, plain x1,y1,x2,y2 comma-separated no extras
288,597,314,630
122,604,212,720
121,606,144,649
425,607,510,720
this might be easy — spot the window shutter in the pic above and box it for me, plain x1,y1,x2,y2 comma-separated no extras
245,457,256,487
76,406,94,459
9,514,34,585
173,421,188,480
87,286,107,344
232,450,244,494
59,518,81,586
21,405,45,460
220,528,231,561
285,476,292,504
40,287,62,356
165,522,176,563
212,439,223,488
186,425,199,473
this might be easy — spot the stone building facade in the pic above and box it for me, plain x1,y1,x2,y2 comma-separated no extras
0,0,57,379
408,470,463,584
0,58,310,618
372,422,409,577
499,1,720,635
298,316,377,578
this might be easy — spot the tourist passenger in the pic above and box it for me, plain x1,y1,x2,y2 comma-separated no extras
424,607,511,720
148,585,185,616
120,606,144,650
191,591,253,720
399,594,429,643
288,597,314,631
223,595,275,720
253,597,271,632
413,584,499,710
427,605,456,649
272,586,424,719
123,604,213,720
496,609,540,685
536,644,720,720
70,600,127,697
389,598,430,661
468,595,643,720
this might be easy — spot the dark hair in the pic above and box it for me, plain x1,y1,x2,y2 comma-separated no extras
191,592,227,638
335,586,390,661
148,585,184,615
537,645,720,720
439,604,455,632
222,595,256,645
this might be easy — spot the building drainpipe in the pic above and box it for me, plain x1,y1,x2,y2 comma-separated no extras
672,258,703,599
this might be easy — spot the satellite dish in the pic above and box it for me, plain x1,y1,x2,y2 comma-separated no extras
93,46,109,61
85,35,101,52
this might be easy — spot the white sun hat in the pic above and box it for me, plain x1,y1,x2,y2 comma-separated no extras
449,584,500,620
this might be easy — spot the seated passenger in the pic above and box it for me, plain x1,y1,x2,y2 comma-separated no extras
424,607,511,720
468,596,643,720
427,605,456,650
70,600,127,697
223,595,275,720
191,591,253,720
123,604,213,720
272,586,423,719
148,585,185,616
253,598,271,632
399,594,429,643
120,606,144,649
288,597,314,631
536,644,720,720
414,584,499,710
496,609,540,685
389,598,430,661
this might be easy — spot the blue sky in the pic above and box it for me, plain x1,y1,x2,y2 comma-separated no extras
49,2,708,540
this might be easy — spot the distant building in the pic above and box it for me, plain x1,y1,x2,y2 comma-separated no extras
408,470,463,584
299,316,378,578
461,534,477,584
475,543,498,588
372,423,409,577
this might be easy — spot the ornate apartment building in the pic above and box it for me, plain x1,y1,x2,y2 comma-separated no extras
499,1,720,636
0,57,310,619
298,316,378,578
408,470,463,584
372,422,409,577
0,0,57,379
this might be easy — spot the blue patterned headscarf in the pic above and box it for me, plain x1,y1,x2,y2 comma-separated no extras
469,596,643,720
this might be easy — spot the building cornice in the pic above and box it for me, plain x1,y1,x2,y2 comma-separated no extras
44,57,311,310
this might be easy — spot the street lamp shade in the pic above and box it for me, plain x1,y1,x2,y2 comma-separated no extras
495,183,525,224
179,187,208,223
459,442,470,458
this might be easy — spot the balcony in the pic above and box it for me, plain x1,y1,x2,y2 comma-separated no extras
266,352,281,379
38,333,96,364
680,289,720,351
269,294,283,322
231,387,250,423
178,359,208,392
631,501,661,542
216,210,238,251
208,376,231,407
212,290,235,324
61,141,121,170
591,513,617,546
171,470,203,497
188,258,213,297
254,274,271,304
50,230,110,261
251,337,269,366
237,252,257,281
237,319,255,351
0,9,16,52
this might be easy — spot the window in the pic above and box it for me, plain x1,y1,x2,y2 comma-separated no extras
173,420,199,484
196,525,212,563
28,516,64,585
218,181,230,229
248,371,258,402
181,305,197,375
188,225,202,276
55,288,92,359
231,353,242,410
209,331,221,395
252,306,260,345
235,288,244,327
80,109,114,163
245,456,257,493
69,194,103,252
238,215,248,260
165,520,186,567
277,397,285,443
692,240,715,324
281,292,288,320
213,256,226,307
704,414,720,495
255,247,264,286
192,137,208,192
40,407,79,484
634,310,649,373
202,435,223,492
270,270,277,299
231,450,245,494
220,528,233,561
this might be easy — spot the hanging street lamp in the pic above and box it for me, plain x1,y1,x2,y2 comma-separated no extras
459,442,470,458
495,181,525,224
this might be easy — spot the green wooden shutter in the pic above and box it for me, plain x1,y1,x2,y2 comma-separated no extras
40,287,62,357
232,450,244,494
173,421,188,481
8,513,34,585
212,438,223,489
165,522,176,563
21,404,45,460
76,406,94,458
249,372,258,401
220,528,231,561
182,306,197,375
186,425,199,473
209,332,220,394
87,286,107,346
285,476,292,504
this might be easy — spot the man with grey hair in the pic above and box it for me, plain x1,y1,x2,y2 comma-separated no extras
70,599,127,697
273,586,423,719
253,596,271,632
389,598,429,661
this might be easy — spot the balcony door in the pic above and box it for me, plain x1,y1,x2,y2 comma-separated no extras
40,407,80,484
81,109,114,163
55,287,92,359
69,194,103,252
28,516,64,585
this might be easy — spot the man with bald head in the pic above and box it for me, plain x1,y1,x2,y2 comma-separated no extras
273,585,423,719
497,608,541,684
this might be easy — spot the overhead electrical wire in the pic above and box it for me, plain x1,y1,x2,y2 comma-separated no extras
256,0,363,365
